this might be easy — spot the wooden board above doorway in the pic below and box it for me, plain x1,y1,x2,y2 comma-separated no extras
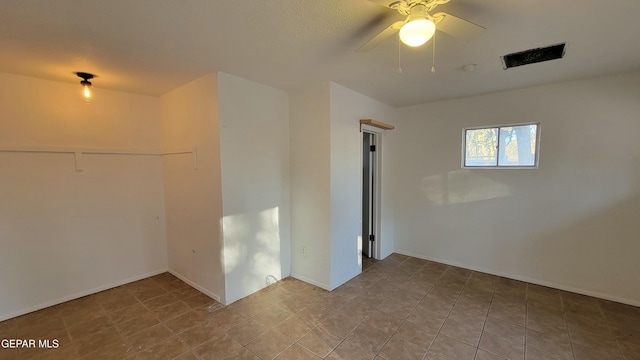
360,119,395,130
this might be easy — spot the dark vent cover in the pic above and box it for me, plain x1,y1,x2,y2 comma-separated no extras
502,43,566,69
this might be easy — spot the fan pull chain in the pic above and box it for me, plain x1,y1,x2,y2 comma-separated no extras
431,31,437,73
397,34,403,74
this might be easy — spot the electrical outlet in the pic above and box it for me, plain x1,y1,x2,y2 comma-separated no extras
301,246,307,257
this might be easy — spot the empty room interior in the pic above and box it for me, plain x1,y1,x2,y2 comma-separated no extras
1,1,639,360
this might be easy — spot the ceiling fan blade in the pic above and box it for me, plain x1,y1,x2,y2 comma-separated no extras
365,0,400,9
434,12,485,42
357,20,404,52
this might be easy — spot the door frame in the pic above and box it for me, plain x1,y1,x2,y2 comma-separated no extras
361,125,383,260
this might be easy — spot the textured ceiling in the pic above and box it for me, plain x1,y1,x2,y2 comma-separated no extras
1,0,640,107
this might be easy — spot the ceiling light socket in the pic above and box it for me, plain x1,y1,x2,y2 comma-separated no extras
463,64,476,72
75,72,95,82
75,72,96,103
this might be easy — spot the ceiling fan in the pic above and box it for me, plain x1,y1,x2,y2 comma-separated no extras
358,0,485,52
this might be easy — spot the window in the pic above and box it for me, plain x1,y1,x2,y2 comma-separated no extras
463,123,540,168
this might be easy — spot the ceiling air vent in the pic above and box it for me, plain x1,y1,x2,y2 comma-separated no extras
501,43,566,69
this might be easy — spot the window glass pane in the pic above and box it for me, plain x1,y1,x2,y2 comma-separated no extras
465,128,498,166
498,124,537,166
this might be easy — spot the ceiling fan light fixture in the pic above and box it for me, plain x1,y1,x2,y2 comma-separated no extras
400,18,436,47
399,4,435,47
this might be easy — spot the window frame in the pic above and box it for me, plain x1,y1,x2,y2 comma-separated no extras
461,122,541,169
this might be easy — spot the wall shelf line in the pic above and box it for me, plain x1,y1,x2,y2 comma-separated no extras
0,146,199,171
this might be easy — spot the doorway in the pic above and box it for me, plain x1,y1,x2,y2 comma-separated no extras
362,130,380,264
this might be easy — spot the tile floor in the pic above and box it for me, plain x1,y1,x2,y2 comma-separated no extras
1,254,639,360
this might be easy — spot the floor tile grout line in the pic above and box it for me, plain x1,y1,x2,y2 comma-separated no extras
371,256,422,360
562,291,627,360
448,273,483,359
524,284,529,360
131,282,221,359
9,260,639,360
121,285,154,354
59,305,81,359
327,254,411,359
332,260,398,358
373,263,431,359
473,291,496,360
594,296,629,360
558,293,577,360
419,266,462,360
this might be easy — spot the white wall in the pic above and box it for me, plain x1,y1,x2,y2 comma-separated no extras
328,83,396,288
289,83,332,289
390,72,640,305
217,72,290,304
289,82,397,290
0,73,167,321
160,74,225,302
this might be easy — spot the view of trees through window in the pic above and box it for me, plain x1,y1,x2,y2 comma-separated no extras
464,123,538,167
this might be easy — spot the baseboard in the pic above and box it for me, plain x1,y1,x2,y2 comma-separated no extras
330,269,362,291
290,273,331,291
167,269,222,304
394,250,640,307
0,268,168,322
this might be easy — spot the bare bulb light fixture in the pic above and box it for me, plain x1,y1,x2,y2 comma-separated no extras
75,72,95,102
399,4,436,47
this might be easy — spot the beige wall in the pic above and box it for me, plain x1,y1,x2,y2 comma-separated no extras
389,72,640,305
289,82,396,290
0,70,290,315
328,82,396,288
0,73,167,321
160,73,226,302
289,83,332,289
3,66,638,321
218,72,290,304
